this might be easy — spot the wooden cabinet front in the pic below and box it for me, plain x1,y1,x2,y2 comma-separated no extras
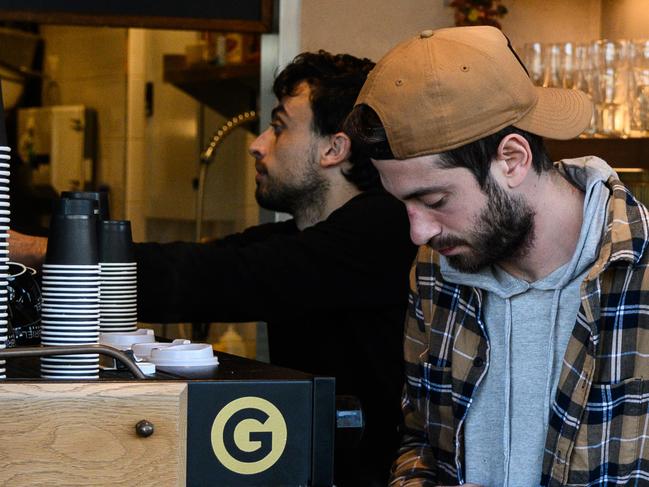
0,382,187,486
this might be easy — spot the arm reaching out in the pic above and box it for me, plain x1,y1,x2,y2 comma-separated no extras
9,230,47,269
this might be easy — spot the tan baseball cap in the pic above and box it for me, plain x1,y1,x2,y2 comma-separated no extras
355,26,593,159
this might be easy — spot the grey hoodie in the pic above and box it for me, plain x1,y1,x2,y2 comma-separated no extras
440,157,615,486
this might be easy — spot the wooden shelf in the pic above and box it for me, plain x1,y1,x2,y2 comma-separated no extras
545,137,649,169
163,54,259,121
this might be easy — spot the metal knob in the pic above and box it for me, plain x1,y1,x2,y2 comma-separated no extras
135,419,154,438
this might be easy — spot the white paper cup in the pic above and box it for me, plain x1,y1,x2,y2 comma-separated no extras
44,264,100,269
40,365,100,372
41,325,100,331
42,298,99,304
41,337,99,344
41,313,99,326
99,303,137,308
100,270,137,275
42,307,100,313
43,275,101,282
41,327,99,333
42,319,99,326
100,277,137,283
41,374,99,380
100,295,137,300
100,317,138,322
43,303,100,309
100,328,138,333
42,291,100,298
42,284,99,291
41,359,99,365
100,308,137,314
41,334,100,340
41,354,99,360
43,268,100,273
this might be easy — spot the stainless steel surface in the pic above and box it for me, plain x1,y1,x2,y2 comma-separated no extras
195,110,258,242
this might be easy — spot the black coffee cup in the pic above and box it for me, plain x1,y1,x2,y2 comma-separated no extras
61,191,110,221
45,214,99,265
98,220,135,263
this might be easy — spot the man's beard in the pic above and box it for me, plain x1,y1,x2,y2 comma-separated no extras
255,146,329,217
432,176,535,273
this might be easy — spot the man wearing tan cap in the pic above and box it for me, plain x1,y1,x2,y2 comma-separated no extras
346,26,649,486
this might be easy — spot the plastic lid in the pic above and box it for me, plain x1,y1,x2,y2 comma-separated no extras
53,198,95,216
149,343,219,367
98,328,155,350
131,338,190,360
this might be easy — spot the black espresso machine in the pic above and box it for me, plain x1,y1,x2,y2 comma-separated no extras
0,346,336,486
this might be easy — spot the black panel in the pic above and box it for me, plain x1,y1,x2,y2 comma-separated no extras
0,0,262,21
311,376,335,487
187,380,312,487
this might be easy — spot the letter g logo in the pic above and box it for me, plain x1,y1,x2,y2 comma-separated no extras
211,397,287,475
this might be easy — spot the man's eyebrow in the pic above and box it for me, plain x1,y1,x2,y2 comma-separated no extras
402,185,450,201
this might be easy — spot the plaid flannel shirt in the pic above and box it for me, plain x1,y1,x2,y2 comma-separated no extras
390,159,649,486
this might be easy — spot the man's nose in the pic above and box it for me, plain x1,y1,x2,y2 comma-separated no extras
407,205,442,246
248,128,271,159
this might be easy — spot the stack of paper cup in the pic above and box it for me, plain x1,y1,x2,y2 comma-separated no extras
0,145,10,379
98,220,137,333
41,198,100,379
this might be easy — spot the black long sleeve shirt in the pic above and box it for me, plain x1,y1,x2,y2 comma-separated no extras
135,189,417,485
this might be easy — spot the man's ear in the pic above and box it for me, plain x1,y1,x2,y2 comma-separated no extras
492,133,533,188
320,132,352,168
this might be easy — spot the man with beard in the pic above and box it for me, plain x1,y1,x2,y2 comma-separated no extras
345,26,649,486
11,51,416,486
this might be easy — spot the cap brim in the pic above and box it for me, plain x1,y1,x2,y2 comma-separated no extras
514,87,593,140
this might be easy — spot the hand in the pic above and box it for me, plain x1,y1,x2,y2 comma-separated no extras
9,230,47,269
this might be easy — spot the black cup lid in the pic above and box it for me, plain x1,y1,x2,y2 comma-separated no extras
52,198,96,216
60,191,110,220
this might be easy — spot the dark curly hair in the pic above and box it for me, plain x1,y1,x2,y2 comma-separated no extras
273,50,380,191
344,104,553,189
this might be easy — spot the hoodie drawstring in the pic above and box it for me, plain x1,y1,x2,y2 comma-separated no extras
503,299,513,485
543,289,562,432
